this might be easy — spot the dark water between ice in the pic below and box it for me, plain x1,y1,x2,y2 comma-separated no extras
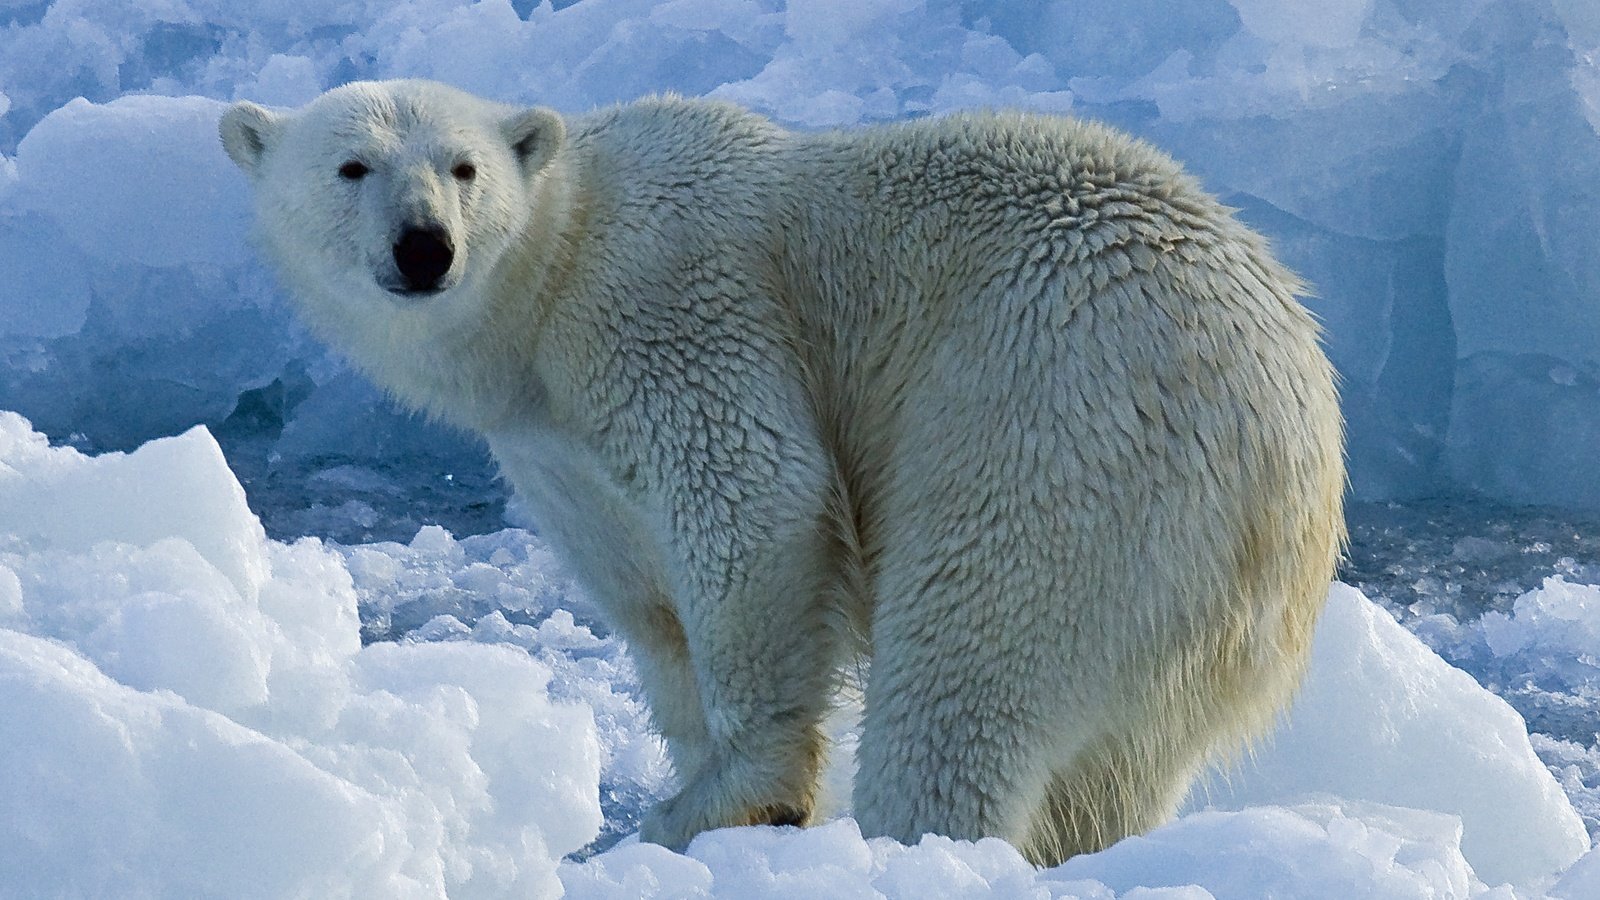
230,447,1600,840
1342,498,1600,623
233,436,1600,630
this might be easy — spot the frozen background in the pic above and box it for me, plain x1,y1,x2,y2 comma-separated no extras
2,0,1600,896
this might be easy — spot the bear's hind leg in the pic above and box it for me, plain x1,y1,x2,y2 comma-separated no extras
851,559,1078,855
1021,732,1199,865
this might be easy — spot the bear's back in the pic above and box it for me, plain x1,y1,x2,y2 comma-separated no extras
774,110,1326,462
784,111,1294,326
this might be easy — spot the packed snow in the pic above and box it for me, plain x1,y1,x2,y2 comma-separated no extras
2,0,1599,896
0,414,602,897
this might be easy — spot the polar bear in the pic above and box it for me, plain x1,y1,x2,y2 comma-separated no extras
220,80,1344,865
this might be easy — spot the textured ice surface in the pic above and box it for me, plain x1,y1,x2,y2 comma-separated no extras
5,412,1589,896
0,412,602,897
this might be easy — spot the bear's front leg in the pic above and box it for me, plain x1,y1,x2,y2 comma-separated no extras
637,484,843,849
631,404,844,851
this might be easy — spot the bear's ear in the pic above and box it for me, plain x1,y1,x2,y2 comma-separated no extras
219,101,282,177
501,107,565,177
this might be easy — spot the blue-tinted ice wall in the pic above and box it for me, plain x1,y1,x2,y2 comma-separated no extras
3,0,1599,512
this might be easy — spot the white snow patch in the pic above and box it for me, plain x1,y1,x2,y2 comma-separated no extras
1195,583,1590,888
0,412,601,897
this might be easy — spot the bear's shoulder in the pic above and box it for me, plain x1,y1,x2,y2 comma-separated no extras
564,95,791,222
574,95,787,165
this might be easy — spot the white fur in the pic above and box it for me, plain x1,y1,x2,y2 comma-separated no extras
222,81,1345,864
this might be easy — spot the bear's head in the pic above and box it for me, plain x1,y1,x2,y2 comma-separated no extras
220,80,563,328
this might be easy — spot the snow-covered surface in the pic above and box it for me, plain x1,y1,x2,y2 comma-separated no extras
1,413,1591,897
3,0,1600,896
1193,583,1587,888
0,413,602,897
563,805,1497,899
4,0,1600,511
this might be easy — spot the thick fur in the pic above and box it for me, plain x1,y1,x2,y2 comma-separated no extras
221,81,1345,865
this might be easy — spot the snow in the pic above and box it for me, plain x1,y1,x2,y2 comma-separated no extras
1192,584,1588,888
0,410,1591,897
0,629,416,897
1555,845,1600,900
2,0,1599,895
0,413,602,897
562,805,1514,898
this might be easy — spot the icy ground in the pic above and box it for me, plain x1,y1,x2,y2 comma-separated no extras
4,412,1595,898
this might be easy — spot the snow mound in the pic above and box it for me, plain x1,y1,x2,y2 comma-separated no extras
1195,582,1590,888
0,411,601,897
563,804,1497,899
1404,573,1600,839
1554,844,1600,900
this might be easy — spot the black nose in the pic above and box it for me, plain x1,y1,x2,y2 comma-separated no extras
393,224,454,292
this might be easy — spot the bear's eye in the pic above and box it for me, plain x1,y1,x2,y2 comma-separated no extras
452,162,477,182
338,161,369,181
